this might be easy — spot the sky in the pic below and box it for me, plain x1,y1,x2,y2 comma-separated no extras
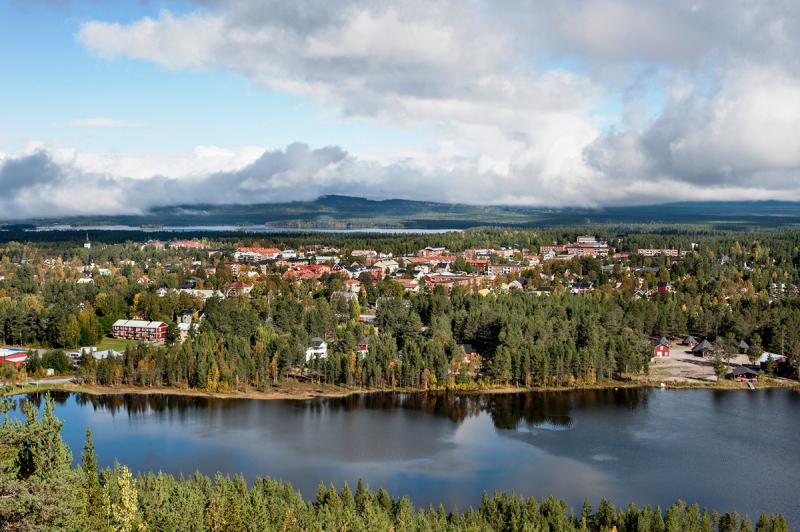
1,0,799,218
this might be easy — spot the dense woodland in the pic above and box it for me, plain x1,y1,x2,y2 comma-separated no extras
1,227,800,391
0,395,791,531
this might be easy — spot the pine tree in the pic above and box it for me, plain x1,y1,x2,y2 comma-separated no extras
81,427,109,529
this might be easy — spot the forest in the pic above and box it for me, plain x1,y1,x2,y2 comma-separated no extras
0,395,791,531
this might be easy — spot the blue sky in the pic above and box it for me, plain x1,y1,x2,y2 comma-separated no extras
0,1,798,217
0,1,434,156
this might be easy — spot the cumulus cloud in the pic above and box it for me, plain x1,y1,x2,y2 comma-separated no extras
2,0,797,215
585,66,800,189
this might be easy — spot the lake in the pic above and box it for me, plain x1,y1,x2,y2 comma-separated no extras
13,388,800,525
31,224,461,234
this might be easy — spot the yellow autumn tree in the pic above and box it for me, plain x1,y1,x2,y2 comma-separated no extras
111,465,146,532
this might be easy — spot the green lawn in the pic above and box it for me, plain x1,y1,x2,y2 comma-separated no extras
95,337,138,352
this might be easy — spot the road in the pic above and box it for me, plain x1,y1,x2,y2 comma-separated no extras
25,377,75,386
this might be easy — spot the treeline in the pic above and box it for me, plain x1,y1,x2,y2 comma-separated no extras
65,291,653,391
0,396,791,531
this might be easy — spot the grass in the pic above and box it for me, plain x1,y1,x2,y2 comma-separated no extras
95,336,138,352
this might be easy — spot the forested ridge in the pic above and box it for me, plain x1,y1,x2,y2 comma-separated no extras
0,395,791,531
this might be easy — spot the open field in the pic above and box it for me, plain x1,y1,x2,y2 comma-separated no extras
647,342,797,387
94,337,138,352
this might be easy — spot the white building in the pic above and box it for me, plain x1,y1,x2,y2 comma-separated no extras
305,338,328,361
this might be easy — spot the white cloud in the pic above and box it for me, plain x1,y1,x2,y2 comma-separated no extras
39,1,800,208
71,117,143,128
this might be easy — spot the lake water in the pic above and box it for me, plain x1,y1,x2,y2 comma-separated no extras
14,389,800,525
32,224,460,234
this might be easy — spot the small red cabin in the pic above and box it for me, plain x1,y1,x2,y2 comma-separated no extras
653,344,670,358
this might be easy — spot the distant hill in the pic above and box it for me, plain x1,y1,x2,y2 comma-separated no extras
11,195,800,230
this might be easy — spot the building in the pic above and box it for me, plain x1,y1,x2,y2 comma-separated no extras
653,338,670,358
637,248,680,257
730,366,758,383
486,262,526,276
171,240,206,249
0,348,29,366
331,291,358,304
357,337,370,357
112,320,167,341
373,259,400,273
234,247,281,262
418,246,447,257
566,236,611,257
305,338,328,361
691,339,714,357
539,245,566,254
396,278,421,293
738,340,750,354
226,281,254,297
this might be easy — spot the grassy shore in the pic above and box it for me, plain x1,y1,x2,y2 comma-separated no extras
3,374,797,401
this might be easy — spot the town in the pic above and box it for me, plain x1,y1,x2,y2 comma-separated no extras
0,228,797,392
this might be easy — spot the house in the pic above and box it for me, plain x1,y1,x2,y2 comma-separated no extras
730,366,758,383
682,335,698,347
570,282,594,294
177,288,225,301
502,280,524,290
653,338,670,358
176,309,196,324
657,282,673,294
177,322,199,342
738,340,749,354
331,291,358,304
373,259,400,273
305,338,328,361
397,278,421,293
0,348,29,366
226,281,253,297
112,320,167,341
758,352,787,367
691,339,714,357
357,337,370,357
344,278,361,293
531,286,553,296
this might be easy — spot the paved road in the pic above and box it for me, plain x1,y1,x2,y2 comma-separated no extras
25,377,75,385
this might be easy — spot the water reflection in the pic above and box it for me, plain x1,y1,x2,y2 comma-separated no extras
13,388,800,526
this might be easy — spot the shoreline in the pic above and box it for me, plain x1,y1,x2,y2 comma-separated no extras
5,376,798,400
